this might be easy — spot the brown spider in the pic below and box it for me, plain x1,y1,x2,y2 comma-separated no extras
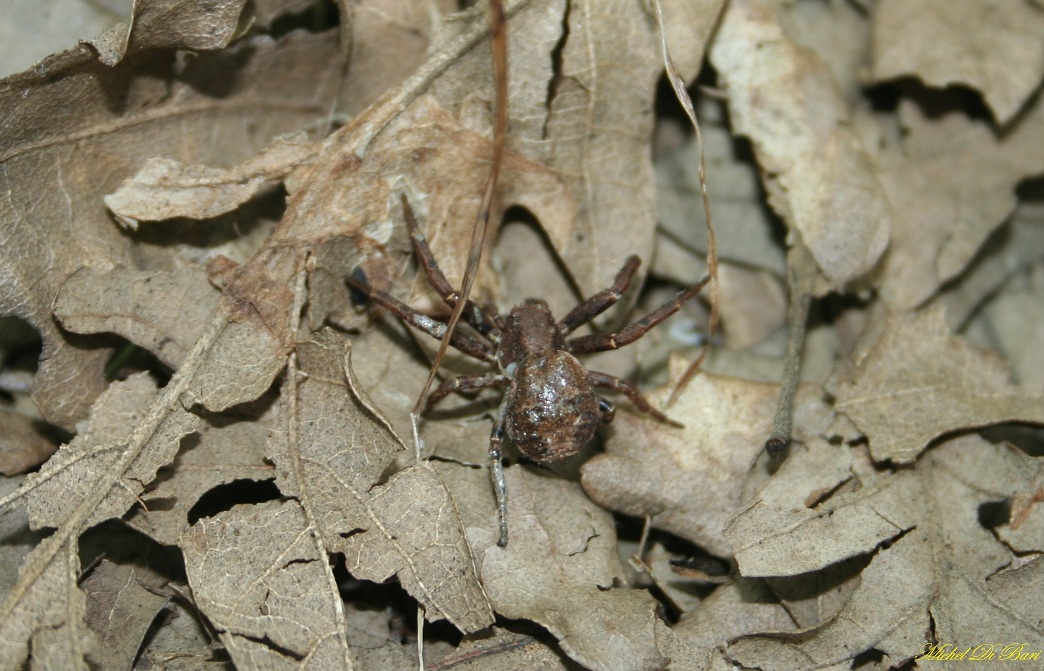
350,204,709,546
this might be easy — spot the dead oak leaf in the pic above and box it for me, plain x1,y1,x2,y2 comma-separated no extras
0,29,340,429
709,0,890,287
267,330,493,633
871,0,1044,124
722,435,1044,669
0,373,198,670
434,0,728,297
828,305,1044,464
440,462,667,671
181,499,355,671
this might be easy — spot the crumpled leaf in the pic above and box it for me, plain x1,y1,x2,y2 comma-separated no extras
581,355,831,557
829,305,1044,463
872,99,1044,310
434,0,725,296
0,28,340,429
871,0,1044,123
181,499,354,671
709,0,890,287
722,435,1044,669
441,462,667,671
267,330,493,633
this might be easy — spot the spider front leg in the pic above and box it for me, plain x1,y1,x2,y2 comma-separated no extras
567,275,711,355
346,275,495,363
589,371,681,427
490,401,509,547
401,196,503,338
557,255,641,335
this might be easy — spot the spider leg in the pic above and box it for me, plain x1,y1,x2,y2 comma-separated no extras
557,255,641,335
401,197,504,338
425,372,508,411
347,275,495,363
490,401,510,547
589,371,681,427
567,275,711,355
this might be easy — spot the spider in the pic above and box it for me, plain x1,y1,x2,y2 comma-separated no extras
350,203,709,546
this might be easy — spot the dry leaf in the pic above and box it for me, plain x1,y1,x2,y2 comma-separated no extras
440,462,667,671
81,559,170,671
709,0,890,287
0,29,340,429
0,410,57,475
872,99,1044,310
105,135,317,225
581,355,829,557
181,499,354,670
722,435,1044,669
871,0,1044,123
87,0,249,67
53,265,221,369
128,404,275,546
829,305,1044,463
268,330,493,633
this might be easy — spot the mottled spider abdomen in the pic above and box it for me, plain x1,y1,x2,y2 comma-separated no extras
504,351,600,462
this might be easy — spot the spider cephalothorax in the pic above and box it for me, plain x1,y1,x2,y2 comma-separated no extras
350,203,709,546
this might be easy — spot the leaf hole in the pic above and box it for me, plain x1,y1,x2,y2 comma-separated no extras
977,499,1011,529
186,478,282,525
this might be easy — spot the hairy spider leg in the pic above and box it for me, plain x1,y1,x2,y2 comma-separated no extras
567,274,711,355
490,402,510,547
557,255,641,335
588,371,680,427
425,372,508,411
401,197,504,339
346,275,495,363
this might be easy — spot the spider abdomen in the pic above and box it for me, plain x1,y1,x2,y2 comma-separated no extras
504,351,600,463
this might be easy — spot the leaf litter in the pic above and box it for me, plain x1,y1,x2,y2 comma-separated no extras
1,1,1043,670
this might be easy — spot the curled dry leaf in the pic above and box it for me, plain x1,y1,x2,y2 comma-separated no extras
828,305,1044,463
181,499,354,670
870,0,1044,124
105,134,317,226
86,0,249,67
440,462,667,671
267,330,493,633
709,0,890,287
435,0,725,296
723,435,1044,669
